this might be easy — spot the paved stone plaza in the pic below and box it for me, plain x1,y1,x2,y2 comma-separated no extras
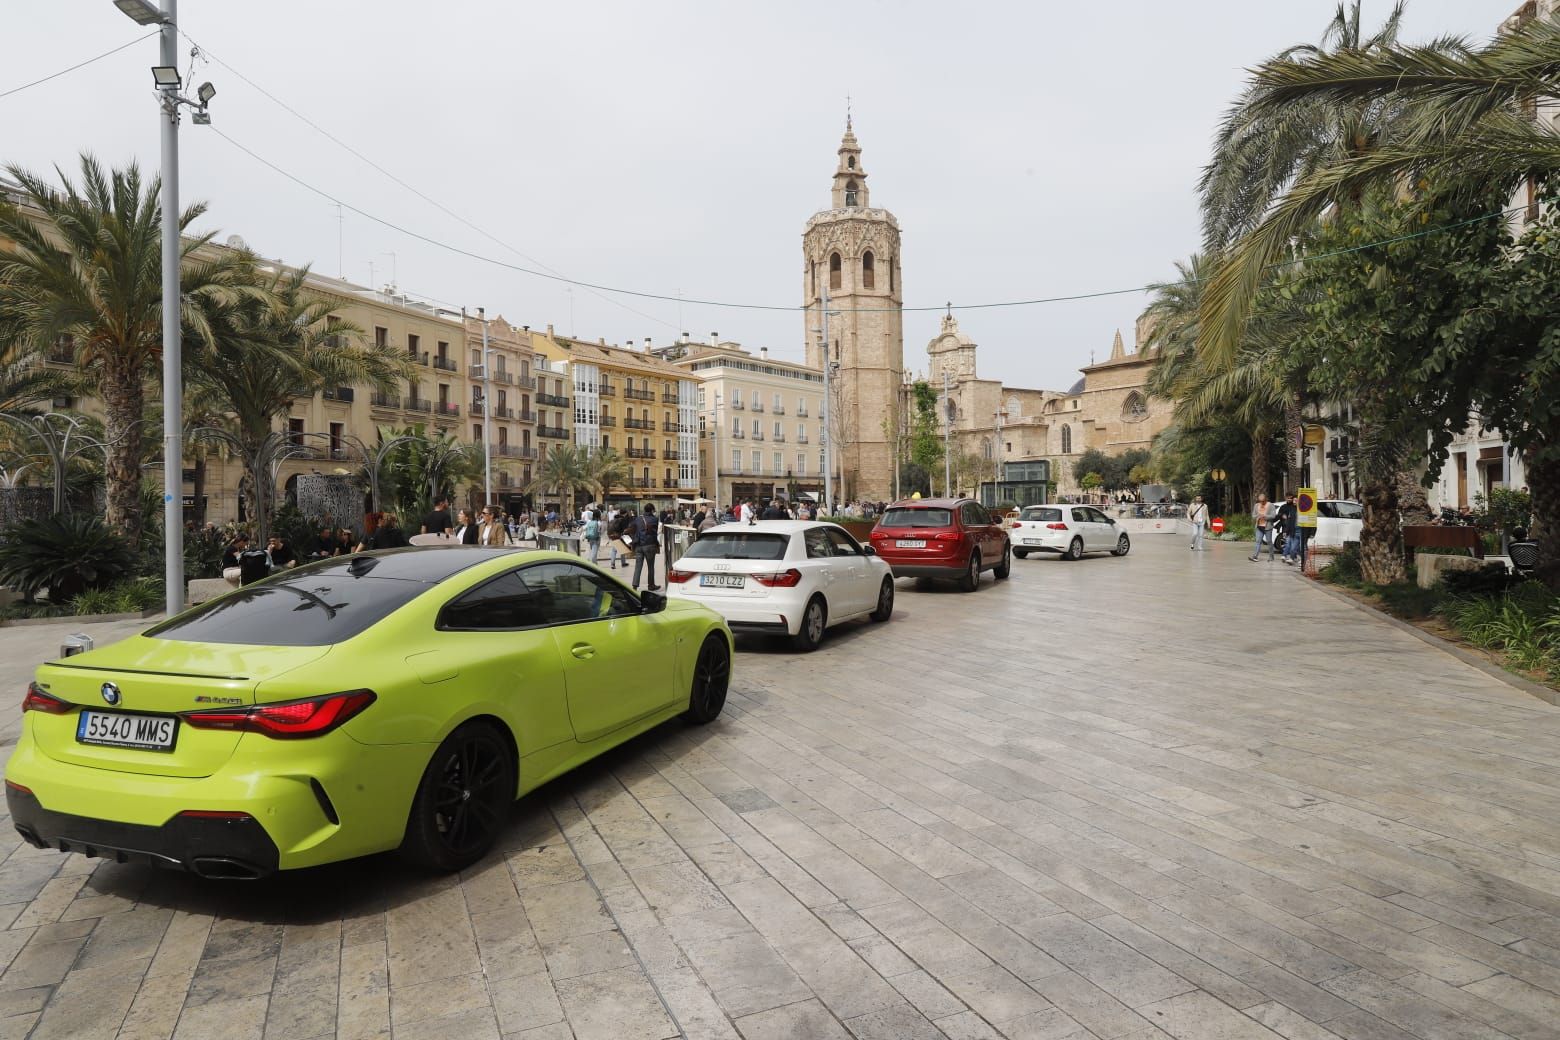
0,536,1557,1039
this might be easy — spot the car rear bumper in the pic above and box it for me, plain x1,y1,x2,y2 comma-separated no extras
7,782,279,879
882,562,967,579
3,728,427,873
668,595,800,635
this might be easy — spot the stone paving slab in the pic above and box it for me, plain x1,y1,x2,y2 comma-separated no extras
0,539,1555,1038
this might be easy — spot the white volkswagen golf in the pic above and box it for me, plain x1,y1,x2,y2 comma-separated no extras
667,521,896,651
1010,504,1132,560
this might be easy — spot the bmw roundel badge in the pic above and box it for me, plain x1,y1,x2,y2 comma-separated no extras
100,682,121,706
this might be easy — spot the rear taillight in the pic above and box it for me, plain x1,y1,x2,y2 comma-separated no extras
5,781,32,795
667,569,695,584
1046,522,1069,530
934,531,962,542
182,690,375,739
22,684,70,715
752,569,803,588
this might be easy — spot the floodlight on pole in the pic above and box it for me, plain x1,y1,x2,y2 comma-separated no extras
114,0,165,24
197,81,215,104
150,65,180,88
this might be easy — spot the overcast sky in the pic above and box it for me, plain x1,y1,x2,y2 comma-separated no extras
5,0,1515,390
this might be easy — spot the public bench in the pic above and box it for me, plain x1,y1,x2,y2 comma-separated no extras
1401,525,1483,563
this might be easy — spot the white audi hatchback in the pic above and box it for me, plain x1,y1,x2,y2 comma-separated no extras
667,521,895,651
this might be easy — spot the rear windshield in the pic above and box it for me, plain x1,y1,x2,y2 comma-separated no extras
1020,507,1062,522
682,533,789,561
880,507,952,528
147,556,440,646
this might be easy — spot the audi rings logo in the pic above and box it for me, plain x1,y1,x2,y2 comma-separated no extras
100,682,121,706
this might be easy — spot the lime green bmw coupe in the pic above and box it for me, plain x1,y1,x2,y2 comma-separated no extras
5,548,732,878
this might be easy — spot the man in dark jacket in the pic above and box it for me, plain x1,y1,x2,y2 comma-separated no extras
631,503,661,591
1275,492,1300,565
421,497,453,537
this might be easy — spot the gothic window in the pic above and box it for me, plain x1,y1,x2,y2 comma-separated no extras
1061,424,1072,454
1122,391,1149,422
862,251,875,289
889,254,895,293
845,181,858,207
847,155,855,170
829,252,842,290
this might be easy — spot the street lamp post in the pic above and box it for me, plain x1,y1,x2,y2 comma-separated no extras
116,0,216,615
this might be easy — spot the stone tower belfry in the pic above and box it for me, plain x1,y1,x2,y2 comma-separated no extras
803,118,904,501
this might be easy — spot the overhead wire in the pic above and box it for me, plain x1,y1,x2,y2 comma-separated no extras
209,124,1530,319
178,29,683,334
0,32,158,101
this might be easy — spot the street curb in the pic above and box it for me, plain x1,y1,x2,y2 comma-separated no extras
1303,578,1559,707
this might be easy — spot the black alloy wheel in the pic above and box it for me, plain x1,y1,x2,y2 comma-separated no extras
401,722,514,873
684,634,731,724
961,551,982,592
793,596,827,651
870,576,895,622
993,544,1011,580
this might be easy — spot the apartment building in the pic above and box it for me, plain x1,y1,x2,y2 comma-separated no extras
530,327,699,502
464,314,539,502
672,340,826,507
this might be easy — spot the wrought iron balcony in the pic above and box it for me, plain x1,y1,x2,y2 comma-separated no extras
624,387,654,401
624,418,654,430
537,392,569,407
626,448,657,460
433,356,457,372
598,383,616,396
599,416,617,427
539,425,569,439
405,398,433,414
322,387,355,403
661,392,680,404
435,402,460,417
370,393,400,409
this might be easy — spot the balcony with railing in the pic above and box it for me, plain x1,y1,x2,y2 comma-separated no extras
664,450,682,462
410,351,430,366
626,447,657,460
433,356,458,373
661,392,679,404
751,401,764,413
730,428,745,439
539,425,569,439
796,407,809,417
633,477,653,488
598,383,616,397
492,444,538,459
515,374,537,389
772,433,785,443
371,393,401,410
729,399,745,410
624,417,653,430
433,402,459,418
663,421,683,433
772,404,785,415
599,416,617,427
751,430,764,441
624,387,654,401
797,434,809,444
537,392,569,407
491,406,514,419
406,397,433,414
322,387,355,403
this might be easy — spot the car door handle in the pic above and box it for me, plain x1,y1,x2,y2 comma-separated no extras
570,643,597,660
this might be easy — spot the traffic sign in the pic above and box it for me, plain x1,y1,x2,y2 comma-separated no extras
1297,487,1318,528
1211,517,1225,534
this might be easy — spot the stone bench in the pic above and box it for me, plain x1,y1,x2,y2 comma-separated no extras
1415,552,1499,589
187,577,237,605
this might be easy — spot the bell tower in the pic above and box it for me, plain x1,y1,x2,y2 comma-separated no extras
802,116,904,501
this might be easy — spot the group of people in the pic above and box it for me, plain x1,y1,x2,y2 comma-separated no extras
1250,491,1307,565
1185,492,1308,565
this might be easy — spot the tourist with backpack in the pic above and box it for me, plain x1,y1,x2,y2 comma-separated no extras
631,503,661,591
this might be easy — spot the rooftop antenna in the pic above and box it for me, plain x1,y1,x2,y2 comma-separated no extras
335,204,344,278
846,95,852,130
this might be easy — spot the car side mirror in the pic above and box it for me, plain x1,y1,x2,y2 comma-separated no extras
1107,517,1117,525
640,590,668,614
861,545,877,556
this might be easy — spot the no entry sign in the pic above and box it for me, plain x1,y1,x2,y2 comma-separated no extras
1211,517,1225,534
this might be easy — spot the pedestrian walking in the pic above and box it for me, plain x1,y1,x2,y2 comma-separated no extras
631,503,661,590
1249,495,1276,562
1276,491,1300,565
607,509,630,569
584,512,602,562
1188,496,1209,551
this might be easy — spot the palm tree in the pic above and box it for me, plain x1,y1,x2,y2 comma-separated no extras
1198,16,1560,579
580,447,631,505
0,155,258,544
0,343,77,418
186,260,404,528
528,444,586,514
1144,254,1306,504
